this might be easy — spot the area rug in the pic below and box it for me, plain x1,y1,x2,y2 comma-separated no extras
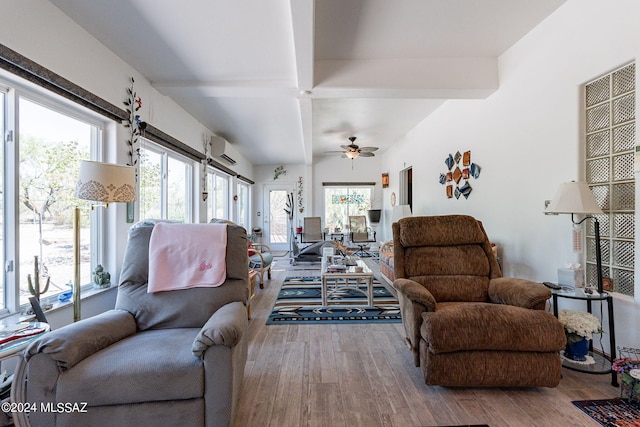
572,398,640,426
266,275,401,325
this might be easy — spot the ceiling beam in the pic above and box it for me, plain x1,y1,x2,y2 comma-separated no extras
290,0,315,165
152,80,298,98
290,0,315,91
314,57,499,99
298,96,313,165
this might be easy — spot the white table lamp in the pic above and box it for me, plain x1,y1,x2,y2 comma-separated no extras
545,181,604,293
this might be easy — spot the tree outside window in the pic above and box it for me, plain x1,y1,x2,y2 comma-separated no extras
18,98,96,305
324,186,372,232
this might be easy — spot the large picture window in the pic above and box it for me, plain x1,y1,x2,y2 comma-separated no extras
17,97,100,306
0,89,5,309
324,185,373,232
0,78,106,313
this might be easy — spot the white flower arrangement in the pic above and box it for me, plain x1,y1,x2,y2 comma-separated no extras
558,309,602,343
631,369,640,381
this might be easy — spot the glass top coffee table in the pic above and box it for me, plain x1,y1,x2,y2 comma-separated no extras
320,255,374,306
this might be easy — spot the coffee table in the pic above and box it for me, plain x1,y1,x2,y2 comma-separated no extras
320,256,374,306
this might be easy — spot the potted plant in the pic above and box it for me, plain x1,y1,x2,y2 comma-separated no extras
613,348,640,403
558,309,602,361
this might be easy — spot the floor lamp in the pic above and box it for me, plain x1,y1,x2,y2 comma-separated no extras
74,161,136,322
545,181,604,293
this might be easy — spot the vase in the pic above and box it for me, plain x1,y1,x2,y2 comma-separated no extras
565,337,589,361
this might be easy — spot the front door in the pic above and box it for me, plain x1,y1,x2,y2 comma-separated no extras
263,185,294,251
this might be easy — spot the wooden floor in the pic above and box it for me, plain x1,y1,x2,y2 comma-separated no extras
233,257,620,427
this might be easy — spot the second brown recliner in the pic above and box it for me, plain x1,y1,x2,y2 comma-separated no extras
393,215,566,387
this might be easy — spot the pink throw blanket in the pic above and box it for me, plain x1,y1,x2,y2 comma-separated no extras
148,223,227,293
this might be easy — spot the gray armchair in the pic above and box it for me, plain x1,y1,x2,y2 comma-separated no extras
15,220,249,427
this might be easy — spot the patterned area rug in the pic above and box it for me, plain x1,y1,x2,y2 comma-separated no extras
572,398,640,426
266,275,401,325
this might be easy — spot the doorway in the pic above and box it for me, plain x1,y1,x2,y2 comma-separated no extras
263,184,294,251
400,167,413,211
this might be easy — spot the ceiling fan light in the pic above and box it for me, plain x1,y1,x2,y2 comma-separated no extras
345,151,359,159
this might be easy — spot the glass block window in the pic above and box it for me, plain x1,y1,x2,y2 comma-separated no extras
585,62,635,296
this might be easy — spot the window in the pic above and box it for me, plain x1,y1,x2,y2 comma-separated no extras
585,62,635,296
167,156,190,221
237,180,251,230
0,89,5,308
16,97,101,307
139,140,193,222
0,82,104,312
324,185,373,232
139,146,162,220
206,168,230,221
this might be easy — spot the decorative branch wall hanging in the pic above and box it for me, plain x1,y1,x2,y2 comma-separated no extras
439,150,480,199
123,77,142,168
123,77,142,223
297,176,304,213
202,134,211,201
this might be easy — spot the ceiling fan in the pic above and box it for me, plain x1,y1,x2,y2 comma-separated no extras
339,137,378,159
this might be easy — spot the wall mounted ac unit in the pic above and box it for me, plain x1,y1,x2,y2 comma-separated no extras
210,135,237,165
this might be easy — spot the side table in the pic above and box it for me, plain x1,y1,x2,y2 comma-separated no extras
551,289,618,386
248,270,257,319
7,322,50,427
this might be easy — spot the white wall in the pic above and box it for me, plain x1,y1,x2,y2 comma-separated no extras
0,0,254,321
381,0,640,353
251,157,382,242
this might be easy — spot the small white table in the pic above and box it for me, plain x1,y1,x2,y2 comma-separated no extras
321,257,374,306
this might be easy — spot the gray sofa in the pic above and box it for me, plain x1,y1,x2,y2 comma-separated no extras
16,221,249,427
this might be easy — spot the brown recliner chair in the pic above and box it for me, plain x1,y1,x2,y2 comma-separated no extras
393,215,566,387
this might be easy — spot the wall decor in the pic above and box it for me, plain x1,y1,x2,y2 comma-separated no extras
297,176,304,213
123,76,142,168
123,77,141,222
381,173,389,188
274,165,286,180
439,150,481,200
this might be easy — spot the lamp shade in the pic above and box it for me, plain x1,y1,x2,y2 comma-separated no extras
344,151,359,159
75,161,136,203
392,204,412,222
545,181,603,215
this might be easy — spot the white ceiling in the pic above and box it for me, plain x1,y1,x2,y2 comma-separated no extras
49,0,566,166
